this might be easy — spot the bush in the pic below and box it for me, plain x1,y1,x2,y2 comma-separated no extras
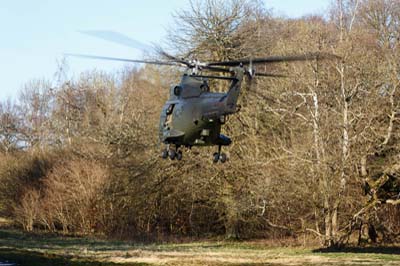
0,151,53,218
13,188,40,231
40,159,109,234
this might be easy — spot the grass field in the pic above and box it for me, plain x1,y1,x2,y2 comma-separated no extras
0,229,399,266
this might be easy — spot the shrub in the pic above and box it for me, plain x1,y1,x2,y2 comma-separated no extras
40,159,109,234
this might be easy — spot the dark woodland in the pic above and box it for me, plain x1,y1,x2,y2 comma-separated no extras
0,0,399,248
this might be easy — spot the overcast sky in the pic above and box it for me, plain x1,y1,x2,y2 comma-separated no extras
0,0,331,100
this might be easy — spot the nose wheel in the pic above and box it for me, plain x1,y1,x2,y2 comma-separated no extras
213,145,228,163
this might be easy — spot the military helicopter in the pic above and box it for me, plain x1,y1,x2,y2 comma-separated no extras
68,31,332,163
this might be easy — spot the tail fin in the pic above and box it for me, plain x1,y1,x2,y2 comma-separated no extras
225,67,244,114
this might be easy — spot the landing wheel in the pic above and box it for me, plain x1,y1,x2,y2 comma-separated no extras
161,149,168,159
176,150,183,161
220,153,227,163
169,149,176,160
212,145,228,163
213,152,220,163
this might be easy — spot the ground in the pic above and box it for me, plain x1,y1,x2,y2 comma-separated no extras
0,229,399,266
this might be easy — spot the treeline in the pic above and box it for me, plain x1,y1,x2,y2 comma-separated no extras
0,0,399,247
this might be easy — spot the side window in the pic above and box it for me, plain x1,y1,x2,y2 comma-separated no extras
164,104,175,129
166,104,175,115
174,86,182,96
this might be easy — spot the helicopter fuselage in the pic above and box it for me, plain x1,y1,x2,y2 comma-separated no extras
159,68,244,149
160,93,225,146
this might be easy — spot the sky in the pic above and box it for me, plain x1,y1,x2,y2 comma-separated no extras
0,0,331,101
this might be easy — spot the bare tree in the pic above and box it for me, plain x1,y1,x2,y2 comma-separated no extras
0,99,22,153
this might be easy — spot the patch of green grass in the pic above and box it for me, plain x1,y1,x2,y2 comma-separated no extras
313,246,400,261
1,229,399,266
0,229,140,252
0,248,150,266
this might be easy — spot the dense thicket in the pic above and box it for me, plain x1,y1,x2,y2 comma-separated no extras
0,0,399,246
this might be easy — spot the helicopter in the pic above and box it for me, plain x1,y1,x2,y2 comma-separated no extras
68,31,333,163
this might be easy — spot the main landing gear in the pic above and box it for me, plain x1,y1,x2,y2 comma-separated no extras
213,145,227,163
161,144,228,163
161,145,182,161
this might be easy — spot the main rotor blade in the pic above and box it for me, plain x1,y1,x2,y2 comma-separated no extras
159,50,191,67
65,53,183,66
254,72,288,78
190,75,237,81
79,30,154,52
208,53,339,67
203,66,232,73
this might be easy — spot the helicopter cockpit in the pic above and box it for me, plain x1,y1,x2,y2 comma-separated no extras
170,74,210,100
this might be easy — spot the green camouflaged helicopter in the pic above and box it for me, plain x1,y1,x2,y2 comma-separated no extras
68,31,330,163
